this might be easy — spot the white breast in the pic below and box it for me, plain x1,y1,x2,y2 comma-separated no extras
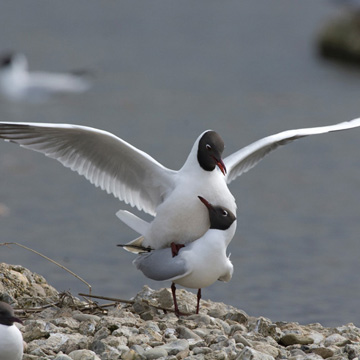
143,168,236,249
0,324,23,360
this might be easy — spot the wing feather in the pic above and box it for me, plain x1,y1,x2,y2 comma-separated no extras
133,249,190,281
0,122,176,215
225,117,360,184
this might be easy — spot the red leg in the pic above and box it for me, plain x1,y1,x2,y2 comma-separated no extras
171,282,180,317
196,288,202,314
171,242,185,257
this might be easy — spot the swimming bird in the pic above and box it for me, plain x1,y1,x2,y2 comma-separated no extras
0,52,91,103
132,196,236,316
0,118,360,249
0,302,23,360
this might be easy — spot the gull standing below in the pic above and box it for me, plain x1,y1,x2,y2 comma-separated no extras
0,52,91,103
0,118,360,250
0,301,23,360
132,196,237,316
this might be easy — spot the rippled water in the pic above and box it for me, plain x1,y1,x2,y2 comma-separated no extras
0,1,360,327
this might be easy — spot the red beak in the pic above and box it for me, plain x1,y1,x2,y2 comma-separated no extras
198,196,213,210
216,159,227,176
11,316,23,324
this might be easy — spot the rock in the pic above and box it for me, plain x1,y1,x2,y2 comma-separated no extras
176,325,202,340
317,12,360,65
2,262,360,360
54,354,73,360
344,343,360,359
72,312,101,322
158,339,189,355
143,347,168,359
279,333,315,346
311,346,335,359
0,263,59,306
324,333,349,347
237,346,275,360
69,349,101,360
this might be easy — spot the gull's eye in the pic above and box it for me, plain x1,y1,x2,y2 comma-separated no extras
222,210,228,217
206,144,212,151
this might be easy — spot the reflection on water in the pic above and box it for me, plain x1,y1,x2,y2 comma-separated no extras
0,1,360,326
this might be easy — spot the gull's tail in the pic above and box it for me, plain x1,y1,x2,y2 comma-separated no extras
117,236,152,254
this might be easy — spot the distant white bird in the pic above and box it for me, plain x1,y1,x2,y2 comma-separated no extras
0,52,91,103
132,196,236,316
0,118,359,250
0,302,23,360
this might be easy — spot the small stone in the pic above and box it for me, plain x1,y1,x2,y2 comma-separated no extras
93,326,111,341
311,347,335,358
51,316,79,330
252,341,279,358
187,314,212,326
344,343,360,359
324,333,350,347
122,349,142,360
128,334,150,347
78,320,97,336
224,309,248,324
72,312,101,322
155,288,174,308
215,318,231,335
192,346,212,355
164,328,176,339
233,333,252,347
158,339,189,355
177,325,202,340
143,347,168,359
69,349,101,360
54,354,73,360
279,333,314,346
237,346,275,360
131,344,145,355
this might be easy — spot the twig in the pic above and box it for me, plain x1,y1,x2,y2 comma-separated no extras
78,293,134,304
78,292,190,315
0,242,92,295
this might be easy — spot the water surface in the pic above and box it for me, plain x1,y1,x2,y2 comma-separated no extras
0,1,360,326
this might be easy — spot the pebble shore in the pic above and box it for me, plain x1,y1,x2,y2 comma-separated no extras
1,262,360,360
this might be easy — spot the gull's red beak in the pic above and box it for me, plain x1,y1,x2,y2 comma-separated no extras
198,196,213,210
11,316,23,324
216,158,227,176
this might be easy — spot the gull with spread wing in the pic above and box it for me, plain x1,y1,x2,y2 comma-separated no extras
0,118,359,250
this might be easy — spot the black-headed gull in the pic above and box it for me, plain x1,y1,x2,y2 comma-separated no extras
0,118,360,249
132,196,236,316
0,302,23,360
0,52,91,103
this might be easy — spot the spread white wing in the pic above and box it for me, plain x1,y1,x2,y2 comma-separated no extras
224,117,360,184
0,122,176,215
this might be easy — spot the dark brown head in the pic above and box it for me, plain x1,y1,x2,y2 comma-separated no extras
197,131,226,175
198,196,236,230
0,53,15,68
0,301,22,326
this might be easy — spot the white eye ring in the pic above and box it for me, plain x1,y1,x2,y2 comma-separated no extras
222,210,228,216
206,144,212,150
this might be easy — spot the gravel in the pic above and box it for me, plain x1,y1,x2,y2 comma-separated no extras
1,262,360,360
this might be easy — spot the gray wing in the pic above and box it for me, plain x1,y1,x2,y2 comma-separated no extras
224,117,360,184
0,122,176,215
133,248,190,281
